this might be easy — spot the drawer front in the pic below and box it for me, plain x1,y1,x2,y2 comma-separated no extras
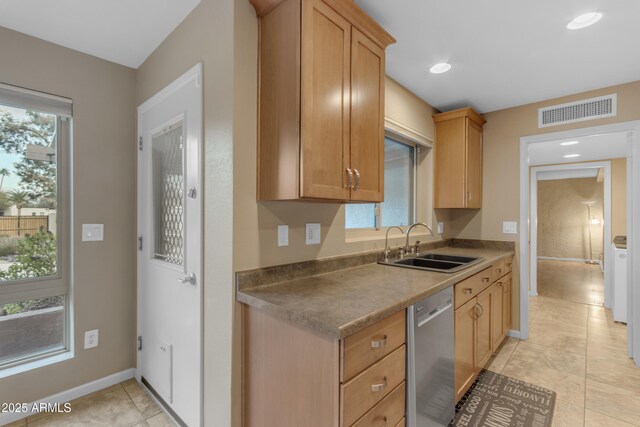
351,382,405,427
394,417,406,427
492,258,506,282
342,345,406,427
342,310,405,382
504,256,514,275
454,267,492,309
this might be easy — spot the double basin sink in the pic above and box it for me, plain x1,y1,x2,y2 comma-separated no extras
378,253,484,274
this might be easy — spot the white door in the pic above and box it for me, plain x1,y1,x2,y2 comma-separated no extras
137,64,202,426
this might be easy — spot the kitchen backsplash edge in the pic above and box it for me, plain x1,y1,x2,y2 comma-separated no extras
236,238,515,291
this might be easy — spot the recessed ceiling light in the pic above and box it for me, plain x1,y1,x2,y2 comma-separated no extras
564,153,581,158
560,141,580,146
430,63,452,74
567,12,603,30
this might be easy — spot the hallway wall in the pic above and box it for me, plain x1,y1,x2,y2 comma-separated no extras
537,178,604,260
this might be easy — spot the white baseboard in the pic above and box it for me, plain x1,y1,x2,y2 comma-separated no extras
507,329,521,339
0,368,134,425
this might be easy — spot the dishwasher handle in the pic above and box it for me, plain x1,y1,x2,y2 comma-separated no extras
417,301,453,328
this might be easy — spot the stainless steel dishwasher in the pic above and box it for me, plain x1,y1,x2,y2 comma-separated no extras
407,286,455,427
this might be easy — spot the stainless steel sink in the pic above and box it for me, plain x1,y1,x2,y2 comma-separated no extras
379,252,484,273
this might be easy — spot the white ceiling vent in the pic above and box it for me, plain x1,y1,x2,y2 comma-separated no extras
538,94,617,128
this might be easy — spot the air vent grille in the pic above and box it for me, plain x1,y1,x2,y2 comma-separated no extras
538,94,616,128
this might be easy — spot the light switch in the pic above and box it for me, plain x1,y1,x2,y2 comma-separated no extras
503,221,518,234
277,225,289,247
82,224,104,241
305,223,321,245
437,222,444,234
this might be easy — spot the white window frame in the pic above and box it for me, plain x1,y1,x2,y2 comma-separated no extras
0,83,73,375
345,121,433,241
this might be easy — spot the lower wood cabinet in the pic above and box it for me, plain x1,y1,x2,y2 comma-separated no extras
243,306,406,427
454,256,514,402
454,298,477,401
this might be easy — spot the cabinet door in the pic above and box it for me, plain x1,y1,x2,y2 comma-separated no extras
503,276,512,332
475,287,492,370
465,118,483,208
350,28,385,202
491,281,505,350
300,0,351,200
455,298,476,402
434,117,466,208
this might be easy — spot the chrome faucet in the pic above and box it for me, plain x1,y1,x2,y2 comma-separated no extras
384,226,405,261
405,222,435,255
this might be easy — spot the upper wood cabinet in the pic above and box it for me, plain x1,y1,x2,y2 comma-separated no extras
433,107,486,208
250,0,395,202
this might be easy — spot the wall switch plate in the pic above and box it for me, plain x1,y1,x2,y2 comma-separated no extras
305,223,321,245
82,224,104,241
503,221,518,234
437,222,444,234
84,329,99,349
277,225,289,247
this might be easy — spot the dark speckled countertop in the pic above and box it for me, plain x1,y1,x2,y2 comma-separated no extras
236,246,515,339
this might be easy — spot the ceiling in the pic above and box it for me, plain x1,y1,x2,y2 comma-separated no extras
0,0,200,69
355,0,640,113
537,168,599,181
528,131,629,166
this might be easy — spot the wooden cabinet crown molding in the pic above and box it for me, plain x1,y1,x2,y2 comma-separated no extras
433,107,486,127
249,0,396,48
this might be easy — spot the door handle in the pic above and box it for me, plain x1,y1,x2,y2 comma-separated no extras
371,335,387,349
178,272,196,285
371,377,387,392
353,169,360,191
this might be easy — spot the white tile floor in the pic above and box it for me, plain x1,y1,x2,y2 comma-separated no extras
488,295,639,427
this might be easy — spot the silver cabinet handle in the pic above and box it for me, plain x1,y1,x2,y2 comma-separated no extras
371,377,387,392
482,277,490,284
371,335,387,349
474,303,484,317
496,281,503,287
467,191,471,202
345,168,354,189
353,169,360,191
463,288,473,295
178,272,196,285
496,268,503,274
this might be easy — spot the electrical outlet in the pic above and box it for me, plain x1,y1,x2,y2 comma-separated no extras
305,223,321,245
84,329,99,349
277,225,289,247
503,221,518,234
437,222,444,234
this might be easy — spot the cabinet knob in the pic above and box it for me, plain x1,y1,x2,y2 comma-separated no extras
371,377,387,392
496,268,503,274
370,335,387,349
374,416,387,427
497,281,503,287
463,288,473,295
481,277,490,284
506,263,513,268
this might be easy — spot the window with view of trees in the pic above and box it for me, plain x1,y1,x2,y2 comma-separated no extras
0,84,71,370
345,136,416,229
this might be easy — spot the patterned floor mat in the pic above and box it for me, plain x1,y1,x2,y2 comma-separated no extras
449,369,556,427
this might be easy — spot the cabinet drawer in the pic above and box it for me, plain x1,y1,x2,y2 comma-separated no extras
491,259,506,282
504,256,514,275
351,382,405,427
342,345,406,427
454,267,492,309
342,310,405,382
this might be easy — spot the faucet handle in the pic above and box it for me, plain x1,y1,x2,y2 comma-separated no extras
399,247,406,258
413,240,421,254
